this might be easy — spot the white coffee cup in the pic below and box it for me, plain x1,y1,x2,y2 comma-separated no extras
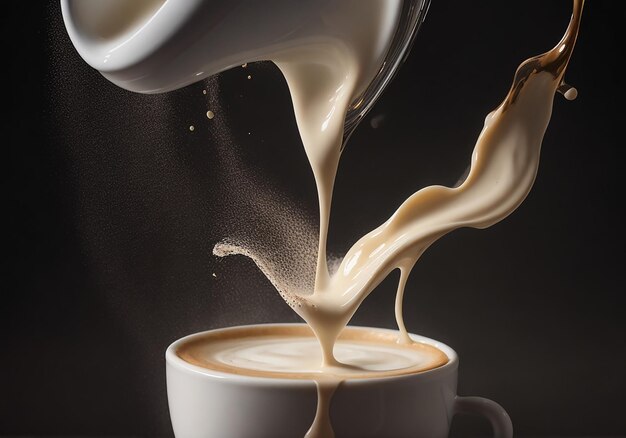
166,323,512,437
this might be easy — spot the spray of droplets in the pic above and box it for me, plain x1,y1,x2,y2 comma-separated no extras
204,73,320,301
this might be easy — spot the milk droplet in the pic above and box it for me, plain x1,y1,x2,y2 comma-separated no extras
558,82,578,101
189,125,195,131
370,114,386,129
564,87,578,100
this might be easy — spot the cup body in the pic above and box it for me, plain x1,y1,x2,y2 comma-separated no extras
166,324,459,438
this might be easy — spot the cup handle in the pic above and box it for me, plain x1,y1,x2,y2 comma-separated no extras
453,396,513,438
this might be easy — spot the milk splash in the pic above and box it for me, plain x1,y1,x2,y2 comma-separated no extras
215,0,585,366
214,2,583,436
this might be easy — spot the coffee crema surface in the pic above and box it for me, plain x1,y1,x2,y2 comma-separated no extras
176,325,448,380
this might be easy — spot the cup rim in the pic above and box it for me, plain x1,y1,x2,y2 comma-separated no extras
166,323,458,386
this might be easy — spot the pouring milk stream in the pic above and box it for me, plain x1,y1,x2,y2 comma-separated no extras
61,0,429,362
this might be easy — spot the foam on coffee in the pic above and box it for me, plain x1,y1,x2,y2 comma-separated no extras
176,325,448,380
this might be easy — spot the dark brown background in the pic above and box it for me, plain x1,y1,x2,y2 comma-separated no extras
4,0,625,436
